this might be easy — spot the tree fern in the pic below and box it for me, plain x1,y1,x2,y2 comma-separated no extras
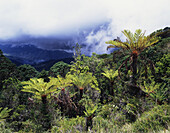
106,29,160,91
67,72,99,92
102,69,118,81
67,71,100,100
21,77,58,100
106,29,159,55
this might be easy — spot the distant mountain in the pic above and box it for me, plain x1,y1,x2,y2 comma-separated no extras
32,57,74,71
5,55,27,66
0,44,73,64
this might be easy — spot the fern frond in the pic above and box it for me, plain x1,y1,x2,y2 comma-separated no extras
0,107,12,122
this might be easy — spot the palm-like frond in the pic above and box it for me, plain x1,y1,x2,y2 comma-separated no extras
56,75,73,89
106,29,159,55
106,40,130,50
122,30,134,44
21,77,59,99
67,72,100,92
84,104,98,117
102,69,118,81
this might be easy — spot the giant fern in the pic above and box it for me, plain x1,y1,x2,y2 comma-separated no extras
21,77,58,100
106,29,160,89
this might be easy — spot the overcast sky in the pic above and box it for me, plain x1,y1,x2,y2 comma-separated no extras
0,0,169,54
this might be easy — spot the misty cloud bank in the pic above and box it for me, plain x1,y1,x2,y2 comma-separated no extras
0,0,169,55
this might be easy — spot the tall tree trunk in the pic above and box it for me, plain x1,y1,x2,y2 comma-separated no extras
41,95,48,114
110,81,114,96
129,54,139,96
41,95,51,130
132,54,137,85
86,116,93,131
79,89,83,100
79,89,84,115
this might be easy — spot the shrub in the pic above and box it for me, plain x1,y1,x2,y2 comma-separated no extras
132,104,170,132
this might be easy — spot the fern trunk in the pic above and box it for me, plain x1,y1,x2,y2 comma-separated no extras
80,89,83,100
132,54,137,85
129,54,141,96
86,116,93,131
110,81,114,96
41,95,51,130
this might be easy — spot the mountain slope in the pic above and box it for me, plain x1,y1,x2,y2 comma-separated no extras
0,44,73,64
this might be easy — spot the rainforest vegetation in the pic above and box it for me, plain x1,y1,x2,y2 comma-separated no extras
0,28,169,132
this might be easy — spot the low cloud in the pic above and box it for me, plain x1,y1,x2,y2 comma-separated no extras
0,0,169,55
81,0,170,54
0,0,107,39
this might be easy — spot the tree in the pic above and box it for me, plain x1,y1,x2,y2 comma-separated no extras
0,77,21,107
38,69,49,82
49,61,70,78
83,99,98,131
106,29,159,95
21,77,59,103
53,75,76,116
102,69,118,96
67,72,99,100
21,77,58,130
17,64,39,81
0,50,18,89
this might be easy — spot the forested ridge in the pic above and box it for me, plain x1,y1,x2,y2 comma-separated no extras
0,28,169,132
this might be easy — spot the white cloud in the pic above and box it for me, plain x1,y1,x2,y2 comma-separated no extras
82,0,170,54
0,0,169,54
82,24,113,55
0,0,107,39
101,0,170,36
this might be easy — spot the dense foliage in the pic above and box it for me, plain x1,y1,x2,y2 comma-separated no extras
0,28,169,132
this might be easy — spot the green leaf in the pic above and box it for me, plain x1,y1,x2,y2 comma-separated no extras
0,107,12,122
